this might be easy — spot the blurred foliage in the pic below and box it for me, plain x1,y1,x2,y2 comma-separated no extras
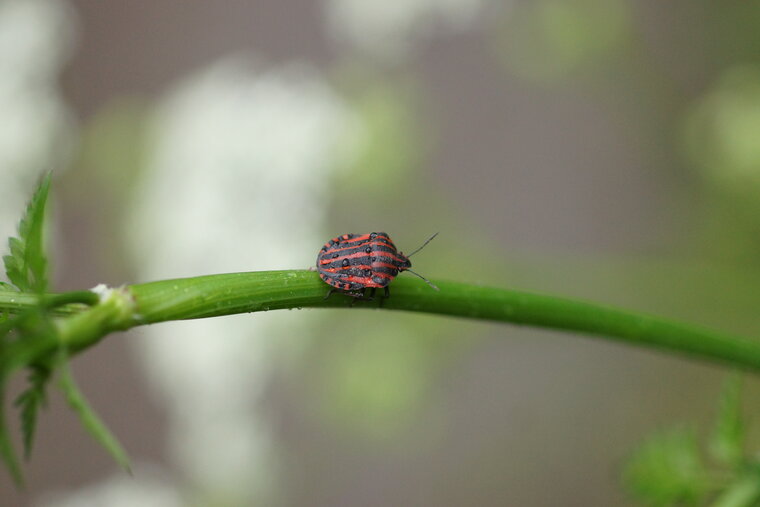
65,99,151,277
680,65,760,262
710,375,745,469
683,66,760,192
494,0,632,82
313,316,462,441
623,376,760,507
310,82,518,439
75,99,151,188
333,79,426,196
623,427,708,506
709,2,760,66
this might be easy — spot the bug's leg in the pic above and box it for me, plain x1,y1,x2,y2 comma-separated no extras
378,286,390,308
349,292,362,308
324,288,337,300
348,289,376,307
341,290,360,307
354,287,374,302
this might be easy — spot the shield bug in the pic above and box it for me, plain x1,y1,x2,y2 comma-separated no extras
316,232,439,301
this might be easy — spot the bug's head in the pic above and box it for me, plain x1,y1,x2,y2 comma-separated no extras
397,254,412,271
400,232,439,291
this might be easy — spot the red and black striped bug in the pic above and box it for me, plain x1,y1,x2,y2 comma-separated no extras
316,232,439,301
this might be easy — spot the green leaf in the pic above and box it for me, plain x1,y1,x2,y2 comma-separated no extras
710,374,745,468
622,427,708,507
57,355,131,473
13,364,52,458
5,306,57,460
0,306,57,483
8,238,23,263
2,256,18,284
1,308,57,374
3,172,51,293
0,379,23,486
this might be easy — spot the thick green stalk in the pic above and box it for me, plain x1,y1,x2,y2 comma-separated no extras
129,270,760,371
4,270,760,372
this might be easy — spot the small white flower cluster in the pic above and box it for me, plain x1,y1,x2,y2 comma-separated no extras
128,58,357,502
326,0,489,61
0,0,76,243
37,466,181,507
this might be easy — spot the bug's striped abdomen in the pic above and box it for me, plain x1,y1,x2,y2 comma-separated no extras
316,232,412,291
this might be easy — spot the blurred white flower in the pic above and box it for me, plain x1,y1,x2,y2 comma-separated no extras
0,0,76,243
325,0,489,61
37,468,181,507
0,0,75,80
128,57,357,502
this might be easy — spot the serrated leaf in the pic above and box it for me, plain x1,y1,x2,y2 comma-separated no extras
57,356,130,473
622,427,708,507
2,255,19,285
13,364,52,459
710,374,745,468
3,172,51,293
8,238,23,261
3,306,57,462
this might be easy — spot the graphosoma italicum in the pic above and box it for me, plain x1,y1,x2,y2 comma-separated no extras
317,232,439,300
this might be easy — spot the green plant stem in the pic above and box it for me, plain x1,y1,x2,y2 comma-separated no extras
4,270,760,372
1,287,133,373
0,291,41,313
44,291,100,308
132,270,760,371
0,290,98,315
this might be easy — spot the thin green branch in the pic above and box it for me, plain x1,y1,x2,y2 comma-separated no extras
44,291,100,308
3,270,760,372
0,290,98,315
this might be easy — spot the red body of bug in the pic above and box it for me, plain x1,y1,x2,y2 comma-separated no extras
316,232,437,299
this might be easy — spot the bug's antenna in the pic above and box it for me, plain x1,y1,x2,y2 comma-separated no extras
406,232,439,258
407,269,440,291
